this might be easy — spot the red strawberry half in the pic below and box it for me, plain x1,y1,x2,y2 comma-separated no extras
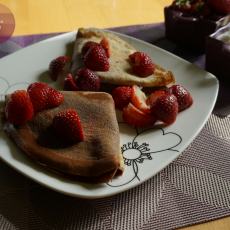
61,74,79,91
150,93,178,124
129,52,155,77
130,85,150,114
112,86,131,111
123,103,157,128
74,68,100,92
28,82,64,111
49,56,69,81
146,90,165,106
100,37,110,58
84,46,110,71
52,109,84,143
165,85,193,112
81,41,100,57
5,90,34,125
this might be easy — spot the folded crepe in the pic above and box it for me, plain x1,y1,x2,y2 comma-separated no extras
70,28,175,88
1,91,124,184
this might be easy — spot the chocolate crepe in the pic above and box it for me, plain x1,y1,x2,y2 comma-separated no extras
1,91,124,184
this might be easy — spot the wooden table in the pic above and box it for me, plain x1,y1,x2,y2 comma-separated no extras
1,0,230,229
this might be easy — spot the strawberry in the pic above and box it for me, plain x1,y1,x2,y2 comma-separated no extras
27,82,64,111
81,41,100,57
201,3,212,18
100,37,110,58
123,103,157,128
52,109,84,143
47,88,65,108
49,56,69,81
130,85,150,114
146,90,165,106
165,85,193,112
61,74,79,91
74,68,100,92
129,52,155,78
84,46,110,71
5,90,34,125
150,93,178,124
206,0,230,15
171,0,191,13
112,86,131,111
27,83,50,111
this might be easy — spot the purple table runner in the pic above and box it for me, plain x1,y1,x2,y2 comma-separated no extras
1,23,230,230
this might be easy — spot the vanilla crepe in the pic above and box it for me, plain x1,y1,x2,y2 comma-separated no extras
70,28,175,87
1,91,124,183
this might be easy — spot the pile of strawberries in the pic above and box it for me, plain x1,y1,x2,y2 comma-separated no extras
5,83,84,143
48,39,156,92
48,38,111,92
171,0,230,21
112,84,193,128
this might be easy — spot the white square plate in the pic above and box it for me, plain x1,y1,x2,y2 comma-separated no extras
0,28,219,198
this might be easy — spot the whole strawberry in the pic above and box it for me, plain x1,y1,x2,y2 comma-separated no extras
52,109,84,143
49,56,69,81
165,85,193,112
112,86,131,111
61,74,79,91
123,103,157,128
28,82,64,111
84,46,110,71
74,68,100,91
129,52,155,77
150,93,178,124
5,90,34,125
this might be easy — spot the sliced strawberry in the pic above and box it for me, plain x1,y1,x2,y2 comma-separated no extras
74,68,100,92
27,82,50,111
129,52,155,78
5,90,34,125
112,86,131,111
61,74,79,91
27,82,64,111
47,88,65,108
49,56,69,81
150,93,178,124
146,90,165,106
52,109,84,143
84,46,110,71
165,85,193,112
130,85,150,114
123,103,157,128
100,37,110,58
81,41,100,58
